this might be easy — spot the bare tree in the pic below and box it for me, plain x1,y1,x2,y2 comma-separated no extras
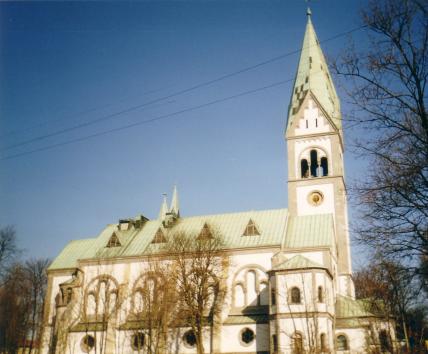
333,0,428,282
354,257,425,352
0,226,19,280
0,263,29,353
24,258,50,354
163,229,228,354
131,259,177,354
279,274,327,354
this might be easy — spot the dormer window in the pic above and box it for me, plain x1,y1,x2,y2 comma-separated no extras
243,219,260,236
197,223,213,240
106,233,121,248
152,228,167,244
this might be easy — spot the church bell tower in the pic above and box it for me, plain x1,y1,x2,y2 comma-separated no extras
285,10,354,297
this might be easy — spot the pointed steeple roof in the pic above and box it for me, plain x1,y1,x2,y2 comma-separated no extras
158,194,168,220
170,185,180,217
287,11,341,131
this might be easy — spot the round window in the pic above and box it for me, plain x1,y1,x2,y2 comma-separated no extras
81,335,95,353
308,191,324,206
183,330,197,348
240,328,255,346
132,332,145,351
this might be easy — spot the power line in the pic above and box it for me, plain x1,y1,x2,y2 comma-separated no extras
0,86,171,139
0,79,292,161
1,22,367,152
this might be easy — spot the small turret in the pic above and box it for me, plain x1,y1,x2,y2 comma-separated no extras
158,193,168,220
170,185,180,218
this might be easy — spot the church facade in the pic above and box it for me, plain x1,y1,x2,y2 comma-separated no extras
40,12,392,354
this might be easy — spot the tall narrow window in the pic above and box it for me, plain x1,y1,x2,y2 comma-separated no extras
315,118,318,127
379,330,391,352
272,334,278,353
310,149,318,177
271,288,276,305
320,333,327,352
234,284,245,307
290,287,301,304
318,286,324,303
259,281,269,305
336,335,348,351
306,120,308,128
246,270,257,306
66,288,72,304
301,159,309,178
321,157,328,176
293,333,303,354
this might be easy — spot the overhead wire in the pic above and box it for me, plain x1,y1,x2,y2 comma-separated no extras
0,78,293,161
0,22,367,154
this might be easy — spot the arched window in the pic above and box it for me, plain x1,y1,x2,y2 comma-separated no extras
379,330,391,352
318,286,324,303
259,281,269,305
134,289,144,314
290,287,301,304
87,293,96,315
336,335,348,351
292,332,303,354
310,150,318,177
246,270,257,306
131,332,145,351
301,159,309,178
271,288,276,305
234,284,245,307
320,333,327,351
85,275,119,318
272,334,278,353
320,157,328,176
66,288,73,304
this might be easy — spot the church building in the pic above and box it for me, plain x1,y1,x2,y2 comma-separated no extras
40,10,392,354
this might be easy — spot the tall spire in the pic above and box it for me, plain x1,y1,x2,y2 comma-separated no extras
158,193,168,220
286,11,341,131
170,185,180,217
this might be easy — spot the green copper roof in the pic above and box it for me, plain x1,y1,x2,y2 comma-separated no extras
336,295,374,318
287,13,341,131
48,238,97,270
272,254,325,271
284,213,335,249
224,314,269,325
49,210,338,271
49,208,289,270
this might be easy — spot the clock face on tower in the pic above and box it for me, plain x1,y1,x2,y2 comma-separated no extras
308,191,324,206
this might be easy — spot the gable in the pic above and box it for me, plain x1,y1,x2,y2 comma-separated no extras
242,219,260,236
152,228,167,244
106,232,121,248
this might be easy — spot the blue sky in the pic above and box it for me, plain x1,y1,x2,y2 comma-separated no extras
0,0,368,265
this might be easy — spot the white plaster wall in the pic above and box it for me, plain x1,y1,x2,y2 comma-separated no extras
296,183,335,216
224,251,274,317
48,274,71,318
220,324,269,353
336,328,367,354
277,317,334,353
276,272,315,314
